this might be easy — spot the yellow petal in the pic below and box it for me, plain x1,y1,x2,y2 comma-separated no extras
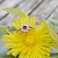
12,48,22,57
27,49,33,58
29,16,36,28
36,22,47,33
20,14,29,25
7,46,24,57
12,18,21,30
52,41,58,49
40,46,50,52
39,46,50,57
3,35,14,42
4,42,23,48
35,50,44,58
19,48,29,58
32,46,45,58
7,50,12,55
18,53,25,58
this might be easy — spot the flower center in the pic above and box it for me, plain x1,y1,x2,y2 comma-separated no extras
22,26,27,30
21,24,30,32
24,36,35,46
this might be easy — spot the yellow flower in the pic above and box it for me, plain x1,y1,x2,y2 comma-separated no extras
12,14,36,32
3,21,54,58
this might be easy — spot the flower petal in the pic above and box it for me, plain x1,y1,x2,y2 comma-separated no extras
12,18,21,30
20,14,29,25
29,16,36,28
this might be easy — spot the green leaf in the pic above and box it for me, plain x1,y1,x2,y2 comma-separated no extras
35,24,40,29
49,19,58,26
41,20,58,48
42,20,58,41
48,20,58,33
4,8,25,17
